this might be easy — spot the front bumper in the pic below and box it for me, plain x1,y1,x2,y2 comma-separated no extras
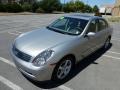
10,49,56,81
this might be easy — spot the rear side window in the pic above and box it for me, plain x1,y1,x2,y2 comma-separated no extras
98,19,108,31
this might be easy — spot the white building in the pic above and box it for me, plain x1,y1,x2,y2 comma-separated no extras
100,7,106,14
99,5,114,15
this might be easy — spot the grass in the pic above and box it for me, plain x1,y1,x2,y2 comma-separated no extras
107,16,120,22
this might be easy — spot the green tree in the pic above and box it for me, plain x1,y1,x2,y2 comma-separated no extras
74,0,84,12
64,1,93,13
93,5,99,13
64,1,75,12
40,0,62,13
83,4,93,13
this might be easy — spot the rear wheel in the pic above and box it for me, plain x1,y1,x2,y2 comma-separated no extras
52,56,75,81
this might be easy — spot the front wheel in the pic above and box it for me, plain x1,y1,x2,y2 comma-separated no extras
52,56,74,81
104,37,111,49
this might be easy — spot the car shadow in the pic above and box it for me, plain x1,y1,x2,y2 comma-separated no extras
24,44,112,89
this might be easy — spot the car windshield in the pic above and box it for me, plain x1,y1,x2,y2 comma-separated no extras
47,16,88,35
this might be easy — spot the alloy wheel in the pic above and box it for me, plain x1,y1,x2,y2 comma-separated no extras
57,60,72,80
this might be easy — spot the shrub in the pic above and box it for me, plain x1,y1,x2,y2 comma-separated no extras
5,3,23,12
22,3,32,12
0,4,6,12
12,3,23,12
36,7,44,13
5,4,12,12
32,2,40,12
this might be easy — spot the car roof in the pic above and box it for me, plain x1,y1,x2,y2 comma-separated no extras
64,13,102,20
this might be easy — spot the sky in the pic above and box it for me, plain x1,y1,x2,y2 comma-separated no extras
60,0,116,7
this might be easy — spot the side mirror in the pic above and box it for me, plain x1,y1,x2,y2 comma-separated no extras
84,32,96,37
87,32,96,36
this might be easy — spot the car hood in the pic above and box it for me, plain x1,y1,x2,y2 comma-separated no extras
15,27,75,57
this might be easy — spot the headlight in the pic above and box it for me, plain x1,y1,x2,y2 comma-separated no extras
32,50,54,66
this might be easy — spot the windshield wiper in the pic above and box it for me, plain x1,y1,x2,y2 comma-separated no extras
46,26,77,36
47,26,68,34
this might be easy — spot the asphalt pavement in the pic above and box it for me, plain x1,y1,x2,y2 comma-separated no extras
0,14,120,90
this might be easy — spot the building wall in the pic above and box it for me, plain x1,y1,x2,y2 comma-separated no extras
112,0,120,16
115,0,120,6
99,4,114,15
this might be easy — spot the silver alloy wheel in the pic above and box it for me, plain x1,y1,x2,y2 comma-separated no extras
104,38,110,49
57,60,72,80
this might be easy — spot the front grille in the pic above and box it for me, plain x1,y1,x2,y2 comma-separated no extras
13,46,32,62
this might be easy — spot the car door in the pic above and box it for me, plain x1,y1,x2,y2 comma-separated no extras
69,19,97,60
80,19,98,57
96,19,109,47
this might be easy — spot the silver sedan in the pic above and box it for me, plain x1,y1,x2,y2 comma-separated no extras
10,14,113,82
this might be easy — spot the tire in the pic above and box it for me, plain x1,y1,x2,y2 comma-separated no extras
103,37,111,49
52,56,75,82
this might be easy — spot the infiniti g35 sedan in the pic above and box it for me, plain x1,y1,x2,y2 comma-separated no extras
10,14,113,81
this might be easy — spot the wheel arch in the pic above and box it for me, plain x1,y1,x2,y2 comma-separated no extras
51,54,76,80
59,54,76,64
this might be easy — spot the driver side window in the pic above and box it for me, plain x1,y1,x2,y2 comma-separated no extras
86,19,97,34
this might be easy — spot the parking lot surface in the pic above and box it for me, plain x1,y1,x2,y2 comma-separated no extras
0,14,120,90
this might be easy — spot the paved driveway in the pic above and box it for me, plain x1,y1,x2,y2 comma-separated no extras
0,14,120,90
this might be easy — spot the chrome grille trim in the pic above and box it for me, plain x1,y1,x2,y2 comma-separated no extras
13,46,32,62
